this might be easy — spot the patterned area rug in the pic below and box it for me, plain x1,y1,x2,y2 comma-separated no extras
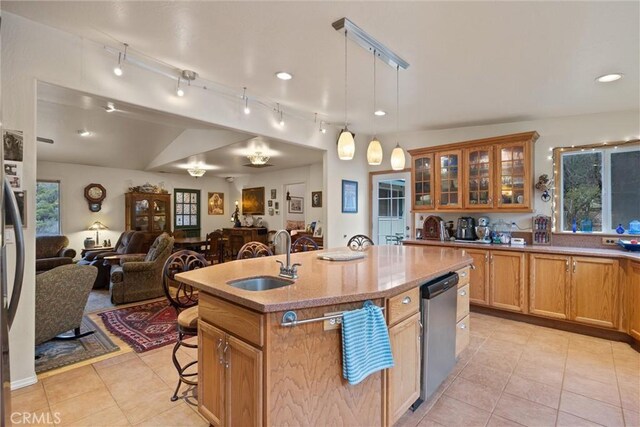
97,300,182,353
35,316,119,374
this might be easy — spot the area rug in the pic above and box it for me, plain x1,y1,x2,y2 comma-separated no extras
35,316,120,374
97,300,185,353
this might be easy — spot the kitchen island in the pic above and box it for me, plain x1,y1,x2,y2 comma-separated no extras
176,245,472,427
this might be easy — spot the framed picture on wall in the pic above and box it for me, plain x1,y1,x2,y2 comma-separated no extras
242,187,265,215
288,197,303,214
4,190,26,228
342,180,358,213
311,191,322,208
208,192,224,215
270,189,277,199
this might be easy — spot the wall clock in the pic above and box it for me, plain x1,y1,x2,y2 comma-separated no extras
84,183,106,212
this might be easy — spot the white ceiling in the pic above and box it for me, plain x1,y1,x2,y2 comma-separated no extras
7,1,639,134
37,83,323,174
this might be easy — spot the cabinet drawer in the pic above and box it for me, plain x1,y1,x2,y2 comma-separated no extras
456,284,470,322
457,266,471,288
199,293,264,347
388,288,420,326
455,315,470,358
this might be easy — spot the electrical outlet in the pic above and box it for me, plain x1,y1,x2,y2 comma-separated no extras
602,237,618,246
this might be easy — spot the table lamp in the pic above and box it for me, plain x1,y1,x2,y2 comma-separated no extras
88,221,109,245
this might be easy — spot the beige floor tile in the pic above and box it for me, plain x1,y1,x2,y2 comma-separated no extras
568,348,616,367
153,363,181,389
119,388,183,425
459,360,512,391
562,372,621,406
44,369,106,404
416,418,447,427
489,330,531,346
519,349,567,370
486,415,525,427
66,405,130,426
91,351,138,370
95,357,157,386
559,391,624,427
618,381,640,413
42,365,96,386
11,381,44,397
556,411,604,427
525,339,569,356
106,374,170,409
133,402,207,426
565,360,618,385
513,359,564,388
493,393,558,427
474,346,521,373
49,387,117,425
623,409,639,427
10,387,49,414
444,376,501,412
569,337,613,355
504,374,561,409
425,396,491,427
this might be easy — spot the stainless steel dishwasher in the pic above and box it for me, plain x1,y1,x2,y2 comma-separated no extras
412,271,459,409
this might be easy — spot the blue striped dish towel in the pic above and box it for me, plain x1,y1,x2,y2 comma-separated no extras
341,301,394,385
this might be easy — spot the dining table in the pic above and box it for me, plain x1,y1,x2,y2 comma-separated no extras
173,236,228,263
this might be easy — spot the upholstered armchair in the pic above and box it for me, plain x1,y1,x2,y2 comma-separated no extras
109,233,175,304
35,236,76,273
35,264,97,345
78,231,149,289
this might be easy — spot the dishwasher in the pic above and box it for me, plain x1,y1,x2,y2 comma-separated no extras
412,271,459,410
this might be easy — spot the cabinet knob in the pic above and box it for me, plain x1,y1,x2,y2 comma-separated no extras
459,323,467,329
217,338,224,365
460,272,467,277
223,341,229,369
459,290,467,296
402,296,411,305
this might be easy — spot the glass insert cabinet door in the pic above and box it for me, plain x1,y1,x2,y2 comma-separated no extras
497,142,529,207
435,150,462,209
413,154,434,209
464,146,493,208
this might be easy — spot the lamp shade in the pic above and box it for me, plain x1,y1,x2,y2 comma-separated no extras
337,129,355,160
88,221,108,231
390,143,406,170
367,138,383,165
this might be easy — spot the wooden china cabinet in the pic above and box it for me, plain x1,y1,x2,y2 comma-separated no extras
409,131,538,212
125,191,172,233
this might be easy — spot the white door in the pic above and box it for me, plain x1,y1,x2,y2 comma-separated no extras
372,172,412,245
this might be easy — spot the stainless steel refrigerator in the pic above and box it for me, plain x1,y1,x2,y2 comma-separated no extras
1,134,26,425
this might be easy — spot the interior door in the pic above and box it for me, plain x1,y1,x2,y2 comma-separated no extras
372,172,412,245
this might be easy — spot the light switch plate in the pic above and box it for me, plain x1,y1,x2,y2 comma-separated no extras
602,237,619,246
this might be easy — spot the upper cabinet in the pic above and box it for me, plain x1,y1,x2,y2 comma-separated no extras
409,131,539,212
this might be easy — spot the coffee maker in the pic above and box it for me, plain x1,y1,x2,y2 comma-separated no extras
456,217,477,240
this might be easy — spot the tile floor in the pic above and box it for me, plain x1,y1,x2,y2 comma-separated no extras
397,313,640,427
11,313,640,426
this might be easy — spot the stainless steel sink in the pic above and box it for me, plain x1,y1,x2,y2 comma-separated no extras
227,276,294,291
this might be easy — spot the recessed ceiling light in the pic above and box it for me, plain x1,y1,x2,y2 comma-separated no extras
374,110,386,116
595,73,623,83
275,71,293,81
77,129,91,137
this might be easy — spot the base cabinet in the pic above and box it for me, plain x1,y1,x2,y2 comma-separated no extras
387,313,421,425
570,257,619,329
627,262,640,340
489,251,526,313
198,321,262,427
465,249,490,305
529,254,570,319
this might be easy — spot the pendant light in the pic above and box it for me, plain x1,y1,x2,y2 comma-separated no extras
390,65,406,171
367,50,383,166
337,30,355,160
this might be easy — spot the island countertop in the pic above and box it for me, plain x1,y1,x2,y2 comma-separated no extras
176,245,472,313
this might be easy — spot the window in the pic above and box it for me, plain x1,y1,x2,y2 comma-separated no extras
377,179,406,245
559,144,640,233
36,180,61,236
174,188,200,229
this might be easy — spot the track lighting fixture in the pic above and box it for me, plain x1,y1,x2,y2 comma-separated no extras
276,103,285,126
337,29,355,160
113,43,128,76
176,77,185,97
279,110,285,127
242,88,251,114
320,121,327,134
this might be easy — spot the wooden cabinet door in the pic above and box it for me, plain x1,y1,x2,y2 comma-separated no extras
570,257,619,329
495,141,531,210
489,251,526,312
627,262,640,340
463,146,494,209
198,321,226,427
464,248,490,305
434,150,463,209
412,154,435,210
226,334,263,427
387,313,421,426
529,254,571,320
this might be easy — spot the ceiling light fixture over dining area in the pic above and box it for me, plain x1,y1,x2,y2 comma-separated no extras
247,152,270,166
187,166,206,178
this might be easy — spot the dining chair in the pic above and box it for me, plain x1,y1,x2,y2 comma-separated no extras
291,236,319,253
205,231,224,264
236,242,273,260
347,234,375,251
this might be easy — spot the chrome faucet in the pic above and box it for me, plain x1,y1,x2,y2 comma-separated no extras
274,230,301,279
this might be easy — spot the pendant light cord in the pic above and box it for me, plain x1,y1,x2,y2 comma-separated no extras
396,65,400,141
373,50,377,137
344,30,348,128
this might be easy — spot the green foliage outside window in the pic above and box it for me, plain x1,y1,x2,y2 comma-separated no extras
36,181,60,235
562,152,602,231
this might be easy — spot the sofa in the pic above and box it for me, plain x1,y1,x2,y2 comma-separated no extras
35,264,97,345
109,233,174,304
35,236,76,273
78,231,151,289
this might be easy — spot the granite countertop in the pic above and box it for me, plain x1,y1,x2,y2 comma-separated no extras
176,245,472,313
403,239,640,261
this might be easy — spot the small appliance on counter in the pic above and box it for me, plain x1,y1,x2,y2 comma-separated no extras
475,216,491,244
422,215,444,240
455,217,477,241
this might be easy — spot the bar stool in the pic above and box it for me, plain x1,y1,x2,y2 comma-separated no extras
162,250,207,401
236,242,273,259
347,234,374,251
